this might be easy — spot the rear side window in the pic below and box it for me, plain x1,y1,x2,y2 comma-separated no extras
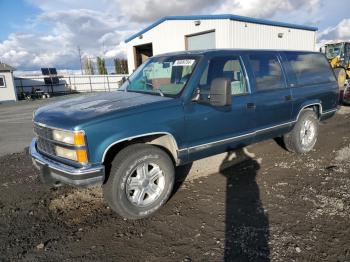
249,54,285,91
285,52,335,86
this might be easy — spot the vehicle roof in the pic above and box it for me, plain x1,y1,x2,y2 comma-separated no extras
152,49,321,57
125,14,318,43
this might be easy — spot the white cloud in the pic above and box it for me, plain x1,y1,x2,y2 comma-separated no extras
0,0,349,70
318,18,350,45
0,7,130,69
116,0,218,23
216,0,321,18
316,19,350,49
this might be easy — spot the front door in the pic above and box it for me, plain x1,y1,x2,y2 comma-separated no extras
184,54,256,161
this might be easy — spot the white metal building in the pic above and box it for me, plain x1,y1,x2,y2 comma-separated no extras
0,63,17,102
125,14,317,73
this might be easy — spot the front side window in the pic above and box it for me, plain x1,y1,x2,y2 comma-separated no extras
0,76,5,88
198,56,249,102
249,54,285,91
121,56,199,97
285,52,336,86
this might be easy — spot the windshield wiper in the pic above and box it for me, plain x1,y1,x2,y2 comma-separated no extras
157,89,164,97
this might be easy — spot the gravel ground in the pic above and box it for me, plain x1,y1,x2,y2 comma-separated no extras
0,107,349,261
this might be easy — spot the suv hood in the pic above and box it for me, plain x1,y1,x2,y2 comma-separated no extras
34,91,172,129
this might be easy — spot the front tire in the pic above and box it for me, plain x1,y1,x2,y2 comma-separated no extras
283,110,319,154
103,144,175,219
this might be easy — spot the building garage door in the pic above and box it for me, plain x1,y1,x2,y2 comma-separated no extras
186,31,216,51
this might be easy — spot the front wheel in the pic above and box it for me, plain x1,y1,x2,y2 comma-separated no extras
283,110,319,154
103,144,175,219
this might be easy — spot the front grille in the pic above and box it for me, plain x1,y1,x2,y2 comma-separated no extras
37,137,56,155
34,124,53,140
34,123,55,156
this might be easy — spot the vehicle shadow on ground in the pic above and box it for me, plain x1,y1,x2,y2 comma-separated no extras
219,149,270,261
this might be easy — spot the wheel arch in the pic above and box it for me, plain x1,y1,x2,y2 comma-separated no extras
296,102,322,121
102,132,180,165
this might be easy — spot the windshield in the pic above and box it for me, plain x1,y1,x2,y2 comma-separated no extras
325,43,343,59
120,55,199,97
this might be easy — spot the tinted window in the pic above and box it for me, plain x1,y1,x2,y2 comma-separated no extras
0,76,5,88
249,54,285,91
285,52,335,86
198,56,249,100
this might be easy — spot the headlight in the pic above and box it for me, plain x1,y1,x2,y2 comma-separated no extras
52,130,86,146
55,146,88,164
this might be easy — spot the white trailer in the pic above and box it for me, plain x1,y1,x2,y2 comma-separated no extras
0,63,17,102
125,14,317,73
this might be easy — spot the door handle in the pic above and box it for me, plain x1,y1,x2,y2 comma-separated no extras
246,102,256,109
285,95,293,101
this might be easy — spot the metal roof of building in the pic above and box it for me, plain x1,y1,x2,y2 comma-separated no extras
125,14,318,43
151,48,319,57
0,62,15,72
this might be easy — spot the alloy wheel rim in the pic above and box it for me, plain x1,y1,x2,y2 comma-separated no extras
300,119,316,147
126,162,165,207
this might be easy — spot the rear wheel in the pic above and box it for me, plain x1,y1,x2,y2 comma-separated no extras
103,144,175,219
283,110,319,154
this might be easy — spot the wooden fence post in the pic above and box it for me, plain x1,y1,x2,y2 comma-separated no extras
107,75,110,92
68,76,71,93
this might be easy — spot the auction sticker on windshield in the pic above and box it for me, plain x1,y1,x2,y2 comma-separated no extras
173,60,195,66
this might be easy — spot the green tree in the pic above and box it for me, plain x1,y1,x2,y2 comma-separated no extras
114,58,128,74
97,56,107,75
82,57,95,75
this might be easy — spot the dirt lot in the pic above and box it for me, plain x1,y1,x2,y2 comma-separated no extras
0,107,349,261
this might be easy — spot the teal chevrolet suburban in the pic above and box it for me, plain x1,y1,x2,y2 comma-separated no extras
31,49,338,219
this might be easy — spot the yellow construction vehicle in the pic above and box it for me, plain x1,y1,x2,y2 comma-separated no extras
324,41,350,88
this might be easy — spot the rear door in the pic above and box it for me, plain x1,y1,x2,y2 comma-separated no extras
246,52,293,141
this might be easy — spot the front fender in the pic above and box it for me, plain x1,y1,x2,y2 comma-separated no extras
85,105,185,163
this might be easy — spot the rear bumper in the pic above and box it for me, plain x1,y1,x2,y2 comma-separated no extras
30,138,105,187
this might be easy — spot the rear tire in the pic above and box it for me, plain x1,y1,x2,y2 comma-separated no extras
334,68,347,90
283,110,319,154
103,144,175,220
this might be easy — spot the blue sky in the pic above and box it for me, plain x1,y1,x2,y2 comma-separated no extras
0,0,39,40
0,0,349,71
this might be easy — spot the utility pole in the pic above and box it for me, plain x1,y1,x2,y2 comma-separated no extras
102,41,107,75
77,46,83,75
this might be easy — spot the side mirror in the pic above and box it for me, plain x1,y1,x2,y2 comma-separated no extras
192,87,200,102
121,76,127,83
209,78,231,107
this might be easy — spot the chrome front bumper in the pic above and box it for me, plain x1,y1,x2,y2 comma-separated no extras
30,138,105,187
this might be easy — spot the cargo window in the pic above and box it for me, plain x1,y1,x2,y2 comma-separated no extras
285,52,336,86
249,54,285,91
198,56,249,98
